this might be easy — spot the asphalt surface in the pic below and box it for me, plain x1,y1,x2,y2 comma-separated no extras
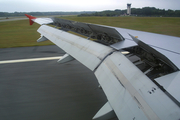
0,45,107,120
0,17,28,22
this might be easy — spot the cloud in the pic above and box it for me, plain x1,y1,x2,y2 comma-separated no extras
0,0,179,12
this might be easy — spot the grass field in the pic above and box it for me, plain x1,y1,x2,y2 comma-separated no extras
0,16,180,48
62,16,180,37
0,20,53,48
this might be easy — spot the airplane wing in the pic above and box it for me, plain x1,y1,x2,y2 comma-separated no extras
26,14,180,120
25,14,53,25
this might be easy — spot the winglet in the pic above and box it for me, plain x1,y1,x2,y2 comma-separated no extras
25,14,36,25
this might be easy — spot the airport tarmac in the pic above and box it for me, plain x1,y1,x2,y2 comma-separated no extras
0,45,108,120
0,17,28,22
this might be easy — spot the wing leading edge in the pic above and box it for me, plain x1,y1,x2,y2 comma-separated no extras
26,14,180,120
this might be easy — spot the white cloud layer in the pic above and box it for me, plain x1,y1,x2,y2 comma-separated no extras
0,0,179,12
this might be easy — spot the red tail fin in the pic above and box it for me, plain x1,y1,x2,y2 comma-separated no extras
25,14,36,25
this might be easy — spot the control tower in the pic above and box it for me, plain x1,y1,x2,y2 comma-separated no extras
127,4,131,15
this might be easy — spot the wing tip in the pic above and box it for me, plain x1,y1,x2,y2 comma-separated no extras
25,14,36,25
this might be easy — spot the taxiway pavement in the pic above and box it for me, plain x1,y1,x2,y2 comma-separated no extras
0,17,28,22
0,45,107,120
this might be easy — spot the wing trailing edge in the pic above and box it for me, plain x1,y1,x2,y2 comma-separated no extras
25,14,180,120
37,25,114,71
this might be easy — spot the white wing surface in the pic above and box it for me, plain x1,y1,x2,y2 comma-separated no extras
25,14,53,25
26,14,180,120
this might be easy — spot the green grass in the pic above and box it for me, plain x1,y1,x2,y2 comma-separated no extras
61,16,180,37
0,16,180,48
0,20,53,48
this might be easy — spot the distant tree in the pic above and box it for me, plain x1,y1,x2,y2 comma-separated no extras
0,8,180,17
174,10,180,17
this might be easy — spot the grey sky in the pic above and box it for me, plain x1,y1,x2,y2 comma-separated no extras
0,0,180,12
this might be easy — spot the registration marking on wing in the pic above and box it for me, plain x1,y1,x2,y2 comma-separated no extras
0,56,62,64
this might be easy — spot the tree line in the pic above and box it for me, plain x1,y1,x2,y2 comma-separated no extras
1,7,180,17
0,11,94,17
78,7,180,17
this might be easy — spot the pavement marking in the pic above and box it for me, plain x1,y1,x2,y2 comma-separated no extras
0,56,62,64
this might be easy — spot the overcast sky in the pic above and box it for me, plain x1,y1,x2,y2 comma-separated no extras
0,0,180,12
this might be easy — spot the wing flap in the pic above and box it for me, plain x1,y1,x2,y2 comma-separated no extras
95,51,180,120
37,25,114,71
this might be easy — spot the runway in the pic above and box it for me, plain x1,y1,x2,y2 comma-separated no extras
0,45,107,120
0,17,28,22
